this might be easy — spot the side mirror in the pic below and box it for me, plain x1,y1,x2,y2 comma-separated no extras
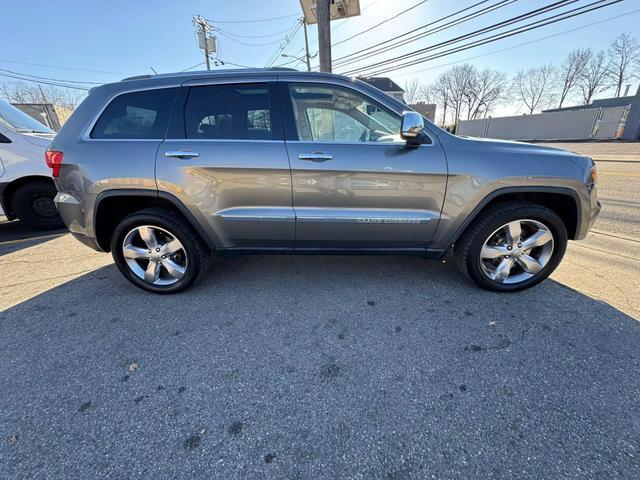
400,111,424,142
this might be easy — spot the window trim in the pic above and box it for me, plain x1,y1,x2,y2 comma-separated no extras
83,85,180,142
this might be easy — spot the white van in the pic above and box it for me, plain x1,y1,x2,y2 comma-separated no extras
0,98,63,229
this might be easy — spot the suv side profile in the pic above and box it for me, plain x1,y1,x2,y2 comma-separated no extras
49,69,600,293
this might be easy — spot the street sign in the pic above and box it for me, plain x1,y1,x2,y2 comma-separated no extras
299,0,360,25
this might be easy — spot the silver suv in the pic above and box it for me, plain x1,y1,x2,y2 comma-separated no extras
49,69,600,293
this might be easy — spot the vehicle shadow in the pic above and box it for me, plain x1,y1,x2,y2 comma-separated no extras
1,255,639,479
0,217,66,256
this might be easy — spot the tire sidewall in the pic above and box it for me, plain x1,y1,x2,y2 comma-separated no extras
467,206,568,292
12,182,64,229
110,214,199,293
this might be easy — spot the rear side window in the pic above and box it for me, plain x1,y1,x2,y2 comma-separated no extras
91,88,177,139
184,84,273,140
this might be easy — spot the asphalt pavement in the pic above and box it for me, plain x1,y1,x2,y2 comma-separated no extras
1,142,639,479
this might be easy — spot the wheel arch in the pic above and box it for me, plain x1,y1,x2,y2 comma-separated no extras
93,189,216,252
1,175,56,219
450,186,581,247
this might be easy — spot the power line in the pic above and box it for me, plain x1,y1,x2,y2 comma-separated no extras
214,31,285,47
213,25,298,39
332,0,431,47
0,68,102,85
0,58,126,76
206,13,299,24
360,0,621,76
264,19,304,67
0,72,90,90
392,8,640,78
340,0,578,74
340,0,602,76
333,0,511,68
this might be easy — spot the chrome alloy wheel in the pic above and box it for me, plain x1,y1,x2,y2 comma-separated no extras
480,219,554,284
122,225,187,286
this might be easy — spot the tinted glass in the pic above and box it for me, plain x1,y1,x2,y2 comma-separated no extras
91,88,177,139
288,84,402,143
185,84,273,140
0,98,54,134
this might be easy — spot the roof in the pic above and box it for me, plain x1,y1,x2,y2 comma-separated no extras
120,67,299,82
357,76,404,93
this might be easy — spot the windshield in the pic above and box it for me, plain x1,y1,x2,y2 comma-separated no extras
0,98,55,134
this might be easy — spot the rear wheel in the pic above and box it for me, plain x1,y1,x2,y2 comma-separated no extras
10,180,64,230
455,202,567,292
110,208,210,293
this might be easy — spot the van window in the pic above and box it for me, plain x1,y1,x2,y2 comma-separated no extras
91,88,177,139
184,84,273,140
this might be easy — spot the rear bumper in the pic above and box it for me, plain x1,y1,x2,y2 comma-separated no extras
54,191,102,252
70,231,102,251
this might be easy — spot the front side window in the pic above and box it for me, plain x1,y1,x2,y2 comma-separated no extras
91,88,177,139
184,84,273,140
288,84,402,143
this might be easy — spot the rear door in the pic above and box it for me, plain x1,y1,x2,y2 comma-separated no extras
280,80,448,250
156,78,294,250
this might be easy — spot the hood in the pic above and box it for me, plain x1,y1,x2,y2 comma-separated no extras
20,132,54,149
459,135,582,158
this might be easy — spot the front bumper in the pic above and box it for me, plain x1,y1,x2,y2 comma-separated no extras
575,184,601,240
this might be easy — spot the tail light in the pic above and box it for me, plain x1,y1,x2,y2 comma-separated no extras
45,150,63,177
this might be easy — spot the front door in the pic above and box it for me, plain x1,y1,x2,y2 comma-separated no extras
281,81,448,250
156,80,294,250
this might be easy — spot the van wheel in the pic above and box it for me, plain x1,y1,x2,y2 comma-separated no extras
110,208,210,293
11,180,64,230
455,202,568,292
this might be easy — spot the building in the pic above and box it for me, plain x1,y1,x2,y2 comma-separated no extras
409,102,436,122
357,77,405,102
10,103,71,131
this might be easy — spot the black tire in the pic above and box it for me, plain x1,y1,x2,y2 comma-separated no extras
455,202,568,292
10,180,64,230
110,208,210,293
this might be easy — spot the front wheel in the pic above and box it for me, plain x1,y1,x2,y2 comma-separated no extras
455,202,568,292
110,208,210,293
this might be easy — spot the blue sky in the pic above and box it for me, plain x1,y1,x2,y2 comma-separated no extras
1,0,638,110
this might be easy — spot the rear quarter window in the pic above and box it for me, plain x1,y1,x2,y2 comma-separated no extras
91,88,177,139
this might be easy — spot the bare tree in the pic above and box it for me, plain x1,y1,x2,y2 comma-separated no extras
557,48,591,108
511,64,557,114
403,79,424,104
0,81,86,111
430,73,451,127
607,32,640,97
578,50,609,105
464,68,507,119
446,63,476,124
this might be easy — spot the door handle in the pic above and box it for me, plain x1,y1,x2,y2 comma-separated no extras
298,152,333,162
165,150,200,159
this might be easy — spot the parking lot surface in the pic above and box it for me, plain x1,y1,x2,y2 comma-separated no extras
1,142,639,479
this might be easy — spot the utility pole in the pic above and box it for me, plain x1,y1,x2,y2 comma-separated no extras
302,19,311,72
317,0,332,72
193,16,213,70
37,84,54,130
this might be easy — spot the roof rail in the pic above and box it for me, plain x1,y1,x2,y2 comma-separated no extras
121,74,154,81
